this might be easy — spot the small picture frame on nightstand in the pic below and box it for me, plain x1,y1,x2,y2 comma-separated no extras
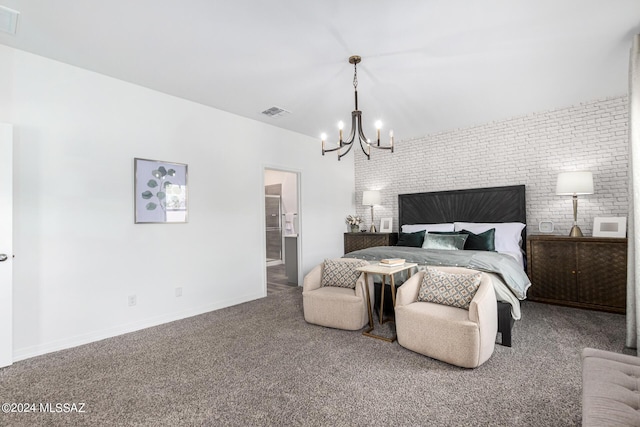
538,221,554,233
592,217,626,238
380,218,392,233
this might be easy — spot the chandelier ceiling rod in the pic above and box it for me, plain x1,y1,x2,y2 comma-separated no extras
321,55,394,161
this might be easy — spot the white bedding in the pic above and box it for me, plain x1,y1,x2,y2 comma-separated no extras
485,271,522,320
407,265,521,320
499,250,525,270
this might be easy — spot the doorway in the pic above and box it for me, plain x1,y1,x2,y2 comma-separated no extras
264,168,299,295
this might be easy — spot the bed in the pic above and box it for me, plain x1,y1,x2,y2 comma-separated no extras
344,185,531,347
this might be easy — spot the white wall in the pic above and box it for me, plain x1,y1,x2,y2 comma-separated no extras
0,45,355,361
0,46,13,120
355,96,628,237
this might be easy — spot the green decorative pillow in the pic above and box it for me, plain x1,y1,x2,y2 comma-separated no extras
459,228,496,251
321,258,369,289
422,233,467,250
417,267,482,310
397,230,426,247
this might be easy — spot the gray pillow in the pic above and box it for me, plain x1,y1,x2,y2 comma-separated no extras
417,267,482,310
422,233,468,250
321,258,369,289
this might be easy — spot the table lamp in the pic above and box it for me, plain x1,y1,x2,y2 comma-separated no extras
556,171,594,237
362,190,381,233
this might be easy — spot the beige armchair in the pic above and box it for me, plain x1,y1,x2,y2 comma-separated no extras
302,259,373,330
395,267,497,368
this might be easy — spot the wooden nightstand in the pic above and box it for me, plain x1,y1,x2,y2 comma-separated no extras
344,232,398,254
526,235,627,314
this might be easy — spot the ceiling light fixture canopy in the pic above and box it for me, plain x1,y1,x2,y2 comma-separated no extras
321,55,394,161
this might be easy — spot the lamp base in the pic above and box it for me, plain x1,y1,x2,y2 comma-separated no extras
369,204,376,233
569,225,584,237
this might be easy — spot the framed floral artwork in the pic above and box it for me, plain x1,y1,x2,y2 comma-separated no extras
134,158,188,223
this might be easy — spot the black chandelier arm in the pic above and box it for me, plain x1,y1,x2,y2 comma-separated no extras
337,139,355,161
356,117,369,145
322,141,353,160
358,137,371,159
368,142,394,152
322,133,357,160
322,144,341,154
322,135,392,158
322,112,357,159
341,114,357,146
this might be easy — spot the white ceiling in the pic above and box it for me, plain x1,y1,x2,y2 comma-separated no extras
0,0,639,142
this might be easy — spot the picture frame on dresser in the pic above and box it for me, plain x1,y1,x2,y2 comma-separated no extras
592,217,626,238
379,217,392,233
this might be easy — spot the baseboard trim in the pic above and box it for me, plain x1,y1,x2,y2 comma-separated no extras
12,292,264,363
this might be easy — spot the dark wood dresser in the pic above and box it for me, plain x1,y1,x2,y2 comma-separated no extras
526,235,627,314
344,232,398,254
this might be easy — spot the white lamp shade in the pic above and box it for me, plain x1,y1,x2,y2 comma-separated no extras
556,171,594,195
362,190,381,206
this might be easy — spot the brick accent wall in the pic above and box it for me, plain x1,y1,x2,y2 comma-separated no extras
354,96,629,237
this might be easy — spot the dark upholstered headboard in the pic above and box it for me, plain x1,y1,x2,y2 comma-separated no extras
398,185,527,252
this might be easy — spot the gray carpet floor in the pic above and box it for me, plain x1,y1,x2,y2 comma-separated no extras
0,287,630,427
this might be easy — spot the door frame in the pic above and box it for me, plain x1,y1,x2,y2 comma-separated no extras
0,123,13,368
262,166,302,293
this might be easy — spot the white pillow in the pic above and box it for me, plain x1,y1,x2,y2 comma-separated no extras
401,223,454,233
454,222,526,254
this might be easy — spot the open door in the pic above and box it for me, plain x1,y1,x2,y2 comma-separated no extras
0,124,13,368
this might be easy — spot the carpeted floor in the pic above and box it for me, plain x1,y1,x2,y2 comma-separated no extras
0,287,631,426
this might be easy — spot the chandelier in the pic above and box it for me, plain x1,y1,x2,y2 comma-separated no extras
321,55,394,161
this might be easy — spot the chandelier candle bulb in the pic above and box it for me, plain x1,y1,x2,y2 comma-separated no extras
338,121,344,142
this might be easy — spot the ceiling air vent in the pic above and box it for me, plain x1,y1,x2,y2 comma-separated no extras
0,6,19,35
261,106,290,119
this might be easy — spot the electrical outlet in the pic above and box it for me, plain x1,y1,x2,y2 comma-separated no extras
128,295,137,306
175,287,182,297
